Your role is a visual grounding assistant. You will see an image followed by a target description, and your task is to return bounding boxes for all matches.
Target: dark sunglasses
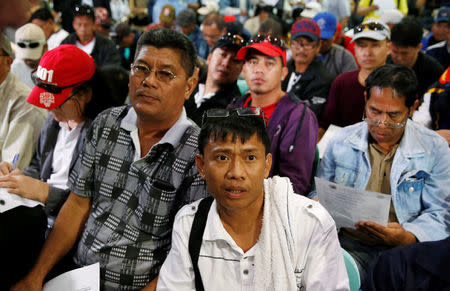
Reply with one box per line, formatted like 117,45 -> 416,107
354,22 -> 387,34
248,34 -> 287,50
219,32 -> 245,46
202,107 -> 266,127
31,70 -> 85,94
17,41 -> 44,49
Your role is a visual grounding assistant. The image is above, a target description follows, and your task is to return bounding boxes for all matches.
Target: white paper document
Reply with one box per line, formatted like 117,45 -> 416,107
317,124 -> 342,159
315,177 -> 391,228
43,263 -> 100,291
0,187 -> 43,213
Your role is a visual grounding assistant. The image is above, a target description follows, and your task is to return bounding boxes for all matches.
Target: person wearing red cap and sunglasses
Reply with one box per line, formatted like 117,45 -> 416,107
228,35 -> 318,196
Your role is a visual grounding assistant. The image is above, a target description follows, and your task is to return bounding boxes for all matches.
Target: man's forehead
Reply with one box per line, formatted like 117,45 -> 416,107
355,38 -> 386,45
368,87 -> 407,104
135,45 -> 182,66
214,46 -> 239,55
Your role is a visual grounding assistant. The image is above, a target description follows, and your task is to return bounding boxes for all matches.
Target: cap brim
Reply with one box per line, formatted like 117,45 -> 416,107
352,30 -> 388,42
237,42 -> 286,65
27,85 -> 74,110
291,31 -> 319,42
320,30 -> 335,39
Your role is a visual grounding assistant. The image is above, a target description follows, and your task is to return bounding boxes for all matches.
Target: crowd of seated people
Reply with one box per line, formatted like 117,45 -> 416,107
0,0 -> 449,290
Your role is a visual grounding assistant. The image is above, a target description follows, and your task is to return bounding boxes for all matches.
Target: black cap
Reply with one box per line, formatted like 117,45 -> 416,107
212,32 -> 246,51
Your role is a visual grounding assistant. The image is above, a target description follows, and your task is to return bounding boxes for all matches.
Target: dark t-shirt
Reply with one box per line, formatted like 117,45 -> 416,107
427,41 -> 450,70
387,52 -> 444,98
319,70 -> 365,129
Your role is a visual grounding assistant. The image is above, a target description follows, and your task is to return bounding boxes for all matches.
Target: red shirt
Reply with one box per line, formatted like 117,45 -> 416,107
243,95 -> 278,123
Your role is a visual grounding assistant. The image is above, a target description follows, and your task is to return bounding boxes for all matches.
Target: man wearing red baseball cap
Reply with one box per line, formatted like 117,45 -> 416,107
228,35 -> 318,196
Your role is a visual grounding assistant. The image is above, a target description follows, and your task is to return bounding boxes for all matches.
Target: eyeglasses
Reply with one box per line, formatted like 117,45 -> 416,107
362,114 -> 408,129
131,63 -> 181,83
290,39 -> 317,50
31,70 -> 85,94
248,34 -> 287,50
219,32 -> 245,46
16,40 -> 44,49
354,22 -> 388,34
202,107 -> 266,127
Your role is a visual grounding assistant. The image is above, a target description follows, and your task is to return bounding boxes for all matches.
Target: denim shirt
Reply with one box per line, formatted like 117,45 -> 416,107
312,120 -> 450,242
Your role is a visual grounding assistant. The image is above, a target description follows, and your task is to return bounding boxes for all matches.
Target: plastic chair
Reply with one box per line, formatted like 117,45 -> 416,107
237,79 -> 249,95
342,248 -> 361,291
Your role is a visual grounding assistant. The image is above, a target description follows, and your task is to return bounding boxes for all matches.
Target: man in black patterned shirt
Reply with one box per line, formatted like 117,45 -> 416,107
12,28 -> 208,291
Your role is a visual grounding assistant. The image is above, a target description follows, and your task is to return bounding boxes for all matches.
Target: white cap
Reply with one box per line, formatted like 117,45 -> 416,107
352,19 -> 390,42
379,9 -> 404,25
300,2 -> 322,19
14,23 -> 46,60
198,1 -> 219,16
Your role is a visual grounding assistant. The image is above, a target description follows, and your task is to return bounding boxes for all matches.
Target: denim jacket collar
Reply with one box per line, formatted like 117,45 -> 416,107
345,120 -> 428,158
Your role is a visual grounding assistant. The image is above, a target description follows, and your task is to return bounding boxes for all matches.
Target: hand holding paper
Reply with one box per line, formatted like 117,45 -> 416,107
356,221 -> 417,246
315,177 -> 392,229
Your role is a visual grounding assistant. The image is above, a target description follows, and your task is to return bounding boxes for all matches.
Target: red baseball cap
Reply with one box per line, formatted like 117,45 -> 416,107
27,45 -> 95,110
236,38 -> 287,66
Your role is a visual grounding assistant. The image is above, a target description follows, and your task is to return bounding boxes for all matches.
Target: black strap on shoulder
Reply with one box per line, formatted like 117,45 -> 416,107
188,196 -> 214,291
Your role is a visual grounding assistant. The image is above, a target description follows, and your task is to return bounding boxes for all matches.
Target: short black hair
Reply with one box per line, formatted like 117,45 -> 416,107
365,64 -> 418,107
73,4 -> 95,22
30,7 -> 54,22
391,17 -> 423,47
198,111 -> 271,155
259,18 -> 283,38
135,28 -> 197,77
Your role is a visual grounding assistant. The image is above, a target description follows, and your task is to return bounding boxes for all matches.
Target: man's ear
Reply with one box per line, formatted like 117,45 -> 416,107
409,99 -> 420,117
281,66 -> 288,81
185,67 -> 199,100
264,153 -> 272,178
195,154 -> 206,179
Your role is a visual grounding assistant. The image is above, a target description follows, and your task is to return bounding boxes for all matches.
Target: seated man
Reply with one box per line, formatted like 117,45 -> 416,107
319,20 -> 390,138
157,109 -> 349,290
177,8 -> 208,62
312,12 -> 358,79
0,33 -> 46,170
62,4 -> 121,67
281,18 -> 334,118
228,35 -> 318,196
387,18 -> 444,98
185,32 -> 244,126
30,7 -> 69,50
11,23 -> 47,89
312,64 -> 450,286
12,28 -> 208,290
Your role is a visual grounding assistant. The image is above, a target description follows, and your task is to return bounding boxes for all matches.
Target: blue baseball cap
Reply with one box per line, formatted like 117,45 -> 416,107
435,6 -> 450,23
313,12 -> 337,39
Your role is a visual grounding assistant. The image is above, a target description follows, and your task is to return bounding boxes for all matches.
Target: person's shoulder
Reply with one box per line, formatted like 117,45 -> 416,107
173,198 -> 207,227
92,105 -> 130,127
419,51 -> 445,71
426,40 -> 447,52
334,69 -> 359,82
329,122 -> 365,145
409,120 -> 448,147
95,32 -> 116,46
290,195 -> 336,231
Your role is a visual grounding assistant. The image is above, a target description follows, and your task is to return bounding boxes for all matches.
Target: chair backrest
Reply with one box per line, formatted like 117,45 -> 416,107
342,248 -> 361,291
237,79 -> 249,95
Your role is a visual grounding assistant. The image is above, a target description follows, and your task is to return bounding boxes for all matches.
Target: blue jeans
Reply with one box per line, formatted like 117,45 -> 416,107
339,233 -> 390,288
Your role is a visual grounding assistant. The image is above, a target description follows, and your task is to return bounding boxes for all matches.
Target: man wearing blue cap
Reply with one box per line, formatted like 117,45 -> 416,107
426,7 -> 450,68
313,12 -> 357,79
422,6 -> 450,50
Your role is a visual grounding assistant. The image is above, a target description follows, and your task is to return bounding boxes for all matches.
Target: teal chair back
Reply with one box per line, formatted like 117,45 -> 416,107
237,79 -> 249,95
342,248 -> 361,291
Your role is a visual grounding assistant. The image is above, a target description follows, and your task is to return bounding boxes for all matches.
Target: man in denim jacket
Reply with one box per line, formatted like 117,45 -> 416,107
312,64 -> 450,286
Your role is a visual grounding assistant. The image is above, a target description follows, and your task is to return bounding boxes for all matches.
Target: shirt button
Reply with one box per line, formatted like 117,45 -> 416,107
0,199 -> 4,205
243,256 -> 247,260
408,187 -> 414,192
307,204 -> 313,209
191,206 -> 196,211
243,269 -> 249,275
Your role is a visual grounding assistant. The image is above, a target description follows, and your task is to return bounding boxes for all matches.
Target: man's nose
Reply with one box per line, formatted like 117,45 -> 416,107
226,158 -> 245,180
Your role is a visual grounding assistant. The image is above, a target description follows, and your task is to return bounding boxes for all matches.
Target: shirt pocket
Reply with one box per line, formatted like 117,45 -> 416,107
138,176 -> 177,237
397,170 -> 429,215
334,162 -> 359,187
